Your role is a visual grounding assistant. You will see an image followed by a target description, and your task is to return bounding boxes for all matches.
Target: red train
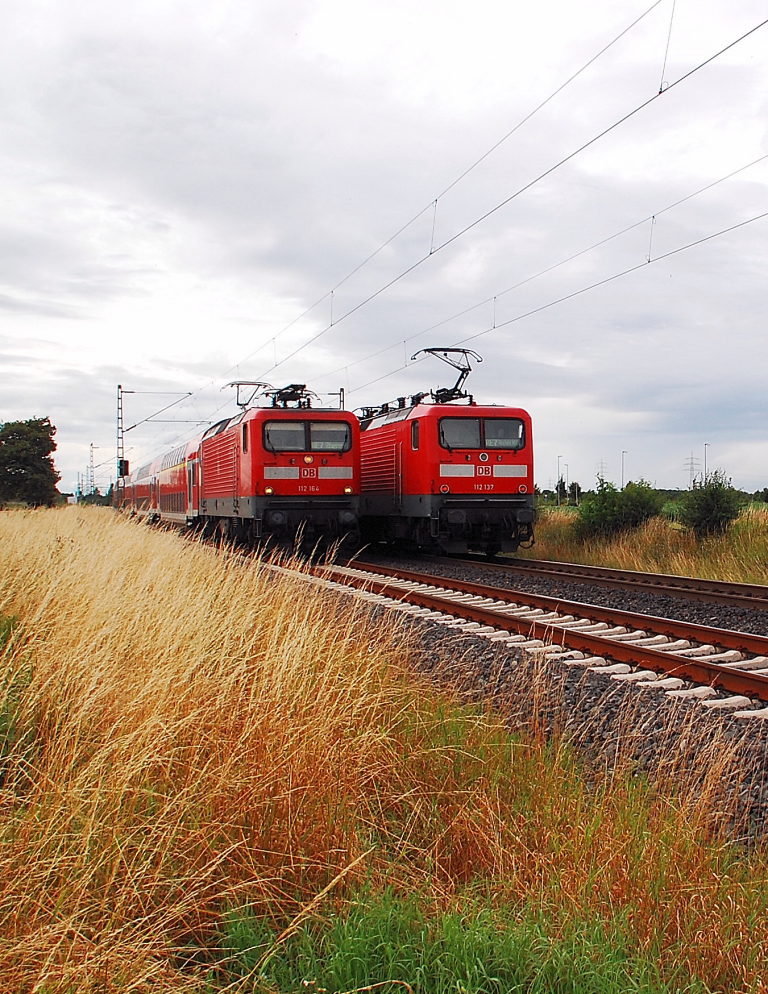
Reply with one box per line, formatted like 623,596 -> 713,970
116,353 -> 535,556
116,383 -> 360,547
358,349 -> 535,554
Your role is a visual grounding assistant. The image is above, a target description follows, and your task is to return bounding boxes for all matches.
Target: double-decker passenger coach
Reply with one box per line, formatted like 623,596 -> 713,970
359,349 -> 534,555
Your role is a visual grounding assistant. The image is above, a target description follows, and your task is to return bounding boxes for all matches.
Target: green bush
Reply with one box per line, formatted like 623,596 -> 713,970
576,479 -> 663,538
679,471 -> 743,538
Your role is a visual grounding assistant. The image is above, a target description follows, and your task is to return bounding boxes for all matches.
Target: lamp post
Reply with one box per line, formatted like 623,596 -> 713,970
557,454 -> 563,506
565,463 -> 569,503
704,443 -> 709,483
621,450 -> 627,490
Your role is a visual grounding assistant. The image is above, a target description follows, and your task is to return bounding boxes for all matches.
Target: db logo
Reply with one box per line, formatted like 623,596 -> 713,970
477,465 -> 492,476
301,468 -> 317,478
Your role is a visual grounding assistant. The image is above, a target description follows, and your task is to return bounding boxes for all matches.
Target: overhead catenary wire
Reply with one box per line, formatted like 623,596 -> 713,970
458,210 -> 768,346
658,0 -> 677,93
250,13 -> 768,383
123,12 -> 768,468
348,207 -> 768,396
429,0 -> 666,204
313,149 -> 768,386
124,393 -> 193,433
183,0 -> 668,395
121,4 -> 668,467
129,143 -> 768,469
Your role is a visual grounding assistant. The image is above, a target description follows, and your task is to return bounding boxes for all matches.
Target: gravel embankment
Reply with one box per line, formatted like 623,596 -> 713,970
397,613 -> 768,840
350,556 -> 768,837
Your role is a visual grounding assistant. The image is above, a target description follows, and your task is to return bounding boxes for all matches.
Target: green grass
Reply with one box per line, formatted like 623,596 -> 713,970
0,613 -> 25,764
220,891 -> 709,993
0,613 -> 17,653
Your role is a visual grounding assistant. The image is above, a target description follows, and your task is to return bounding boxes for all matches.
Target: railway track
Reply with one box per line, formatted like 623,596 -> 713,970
323,560 -> 768,715
446,555 -> 768,611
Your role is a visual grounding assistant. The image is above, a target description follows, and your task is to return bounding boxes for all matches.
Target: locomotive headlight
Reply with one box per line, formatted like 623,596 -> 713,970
304,455 -> 314,464
479,452 -> 489,462
440,484 -> 450,494
344,486 -> 353,494
264,486 -> 274,495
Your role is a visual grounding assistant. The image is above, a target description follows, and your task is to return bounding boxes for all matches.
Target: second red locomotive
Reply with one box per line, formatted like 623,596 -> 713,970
358,350 -> 535,555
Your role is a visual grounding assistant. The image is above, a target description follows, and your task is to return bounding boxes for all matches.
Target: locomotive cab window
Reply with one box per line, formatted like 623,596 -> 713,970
411,419 -> 420,450
309,422 -> 351,452
484,418 -> 525,449
439,417 -> 525,450
439,418 -> 481,450
264,421 -> 305,451
242,424 -> 248,453
264,420 -> 351,452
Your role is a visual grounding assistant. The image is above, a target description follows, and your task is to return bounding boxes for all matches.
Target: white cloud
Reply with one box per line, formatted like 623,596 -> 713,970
1,0 -> 767,491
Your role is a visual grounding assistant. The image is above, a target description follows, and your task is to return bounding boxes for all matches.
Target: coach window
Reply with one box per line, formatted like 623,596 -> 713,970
309,422 -> 351,452
484,418 -> 525,450
439,417 -> 481,450
264,421 -> 305,451
411,420 -> 419,450
242,424 -> 248,453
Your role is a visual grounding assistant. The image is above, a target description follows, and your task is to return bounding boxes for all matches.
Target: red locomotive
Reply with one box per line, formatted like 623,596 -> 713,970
117,383 -> 360,547
359,350 -> 534,555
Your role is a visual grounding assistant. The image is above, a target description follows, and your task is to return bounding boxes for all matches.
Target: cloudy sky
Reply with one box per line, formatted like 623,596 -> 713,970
2,0 -> 767,494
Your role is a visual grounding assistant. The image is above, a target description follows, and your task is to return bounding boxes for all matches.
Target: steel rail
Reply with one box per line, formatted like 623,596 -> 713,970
349,561 -> 768,655
444,554 -> 768,611
329,561 -> 768,702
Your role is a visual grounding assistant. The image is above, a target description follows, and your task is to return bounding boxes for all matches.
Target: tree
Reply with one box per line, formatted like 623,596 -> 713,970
568,480 -> 581,505
679,470 -> 742,538
0,418 -> 60,507
79,485 -> 113,507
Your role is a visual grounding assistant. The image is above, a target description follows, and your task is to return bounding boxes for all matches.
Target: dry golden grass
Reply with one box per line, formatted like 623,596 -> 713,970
0,508 -> 418,989
1,507 -> 768,991
524,505 -> 768,584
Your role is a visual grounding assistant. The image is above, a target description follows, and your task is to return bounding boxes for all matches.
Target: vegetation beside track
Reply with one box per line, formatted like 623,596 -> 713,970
3,508 -> 768,991
522,505 -> 768,585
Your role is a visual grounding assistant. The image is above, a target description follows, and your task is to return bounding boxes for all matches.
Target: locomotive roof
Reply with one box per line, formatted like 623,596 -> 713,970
201,405 -> 353,440
360,400 -> 525,431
